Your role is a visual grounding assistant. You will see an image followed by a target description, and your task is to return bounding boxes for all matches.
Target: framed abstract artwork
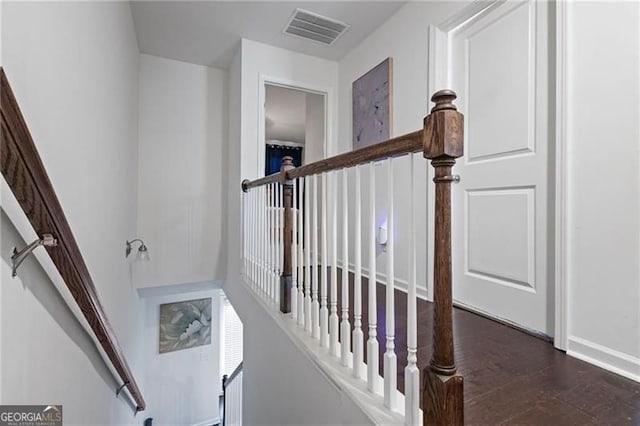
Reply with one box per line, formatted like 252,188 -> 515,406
159,297 -> 212,354
352,58 -> 393,149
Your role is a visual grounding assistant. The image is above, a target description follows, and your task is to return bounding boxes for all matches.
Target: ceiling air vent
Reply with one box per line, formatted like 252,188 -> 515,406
283,9 -> 350,45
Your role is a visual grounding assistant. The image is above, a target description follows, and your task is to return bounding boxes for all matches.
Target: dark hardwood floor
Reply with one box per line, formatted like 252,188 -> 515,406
317,269 -> 640,424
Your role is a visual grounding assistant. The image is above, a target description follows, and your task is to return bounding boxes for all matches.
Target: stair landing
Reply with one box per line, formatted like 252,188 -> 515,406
331,270 -> 640,424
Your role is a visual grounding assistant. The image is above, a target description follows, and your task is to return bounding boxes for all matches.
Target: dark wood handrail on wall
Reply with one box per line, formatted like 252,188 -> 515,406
241,90 -> 465,425
0,68 -> 146,411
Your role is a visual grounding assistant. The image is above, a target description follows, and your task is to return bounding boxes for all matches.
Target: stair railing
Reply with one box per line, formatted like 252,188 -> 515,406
240,90 -> 464,425
0,68 -> 146,411
222,361 -> 244,426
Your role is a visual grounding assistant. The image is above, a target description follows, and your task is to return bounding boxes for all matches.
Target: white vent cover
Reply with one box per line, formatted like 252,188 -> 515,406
284,9 -> 350,45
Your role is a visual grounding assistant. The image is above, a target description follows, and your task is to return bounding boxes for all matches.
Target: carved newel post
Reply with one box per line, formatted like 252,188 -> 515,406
280,156 -> 295,313
423,90 -> 464,425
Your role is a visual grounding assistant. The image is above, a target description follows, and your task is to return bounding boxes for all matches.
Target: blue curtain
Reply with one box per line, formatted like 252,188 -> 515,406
265,144 -> 303,175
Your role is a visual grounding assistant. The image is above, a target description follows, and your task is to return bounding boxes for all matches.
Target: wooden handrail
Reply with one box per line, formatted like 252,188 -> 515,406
0,68 -> 146,412
239,89 -> 465,425
241,129 -> 422,191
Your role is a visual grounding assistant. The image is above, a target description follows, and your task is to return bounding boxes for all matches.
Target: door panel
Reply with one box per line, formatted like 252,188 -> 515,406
466,2 -> 533,162
449,0 -> 551,334
466,187 -> 535,290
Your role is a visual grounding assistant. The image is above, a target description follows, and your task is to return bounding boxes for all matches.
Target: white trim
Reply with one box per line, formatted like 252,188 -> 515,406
191,417 -> 220,426
438,0 -> 504,33
337,260 -> 429,301
266,139 -> 304,148
431,0 -> 568,345
553,0 -> 569,351
568,336 -> 640,383
455,300 -> 551,340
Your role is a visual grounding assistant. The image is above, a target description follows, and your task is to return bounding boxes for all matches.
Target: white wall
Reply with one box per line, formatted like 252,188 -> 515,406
305,93 -> 325,164
265,84 -> 307,144
225,38 -> 338,305
226,279 -> 375,426
225,47 -> 242,308
1,1 -> 144,423
337,2 -> 468,298
223,38 -> 380,425
565,1 -> 640,379
338,0 -> 640,382
140,285 -> 222,426
240,38 -> 339,181
136,54 -> 228,289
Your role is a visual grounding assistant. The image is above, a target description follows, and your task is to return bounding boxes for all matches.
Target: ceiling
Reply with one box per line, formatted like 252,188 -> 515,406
130,1 -> 406,68
265,85 -> 310,144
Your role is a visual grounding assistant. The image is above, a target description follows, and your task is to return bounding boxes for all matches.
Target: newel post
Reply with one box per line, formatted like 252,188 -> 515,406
422,90 -> 464,425
280,156 -> 295,313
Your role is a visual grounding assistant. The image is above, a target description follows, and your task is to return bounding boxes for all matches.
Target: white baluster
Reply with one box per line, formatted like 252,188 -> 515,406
298,178 -> 305,327
291,178 -> 298,321
246,190 -> 250,283
258,188 -> 263,293
279,182 -> 284,305
246,192 -> 250,280
254,189 -> 258,286
265,185 -> 269,297
242,192 -> 246,277
367,161 -> 379,393
262,186 -> 267,295
249,191 -> 253,286
253,190 -> 257,284
353,165 -> 364,379
276,181 -> 282,306
254,190 -> 258,285
266,184 -> 271,299
341,168 -> 351,367
251,189 -> 256,286
264,185 -> 269,298
312,174 -> 320,339
277,182 -> 282,305
267,184 -> 272,300
271,183 -> 276,302
249,190 -> 254,285
405,154 -> 419,425
255,190 -> 259,287
273,183 -> 282,305
384,158 -> 397,410
242,192 -> 247,279
330,171 -> 339,357
320,172 -> 329,347
304,176 -> 312,333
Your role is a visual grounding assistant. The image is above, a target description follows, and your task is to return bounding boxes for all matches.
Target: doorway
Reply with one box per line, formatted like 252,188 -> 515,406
442,0 -> 555,337
263,83 -> 326,174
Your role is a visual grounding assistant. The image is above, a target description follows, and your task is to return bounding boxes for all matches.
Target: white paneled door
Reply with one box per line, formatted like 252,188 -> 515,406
448,0 -> 552,335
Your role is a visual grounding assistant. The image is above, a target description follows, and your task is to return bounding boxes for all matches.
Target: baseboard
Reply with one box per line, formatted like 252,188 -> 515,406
191,417 -> 220,426
336,261 -> 430,301
454,300 -> 553,342
567,336 -> 640,382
